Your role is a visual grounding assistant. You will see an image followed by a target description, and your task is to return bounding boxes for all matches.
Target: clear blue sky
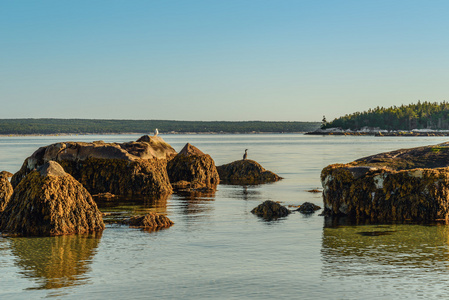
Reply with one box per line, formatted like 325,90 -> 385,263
1,0 -> 448,122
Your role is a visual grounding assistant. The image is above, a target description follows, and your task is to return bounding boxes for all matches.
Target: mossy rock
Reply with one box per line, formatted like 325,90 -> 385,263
251,200 -> 290,220
11,136 -> 176,197
0,175 -> 13,212
1,161 -> 104,236
167,143 -> 219,190
321,142 -> 449,222
217,159 -> 282,185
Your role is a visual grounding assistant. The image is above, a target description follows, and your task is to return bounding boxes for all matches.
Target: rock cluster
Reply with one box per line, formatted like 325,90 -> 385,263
251,200 -> 290,220
217,160 -> 282,185
1,161 -> 104,236
11,136 -> 176,197
321,142 -> 449,222
167,143 -> 219,190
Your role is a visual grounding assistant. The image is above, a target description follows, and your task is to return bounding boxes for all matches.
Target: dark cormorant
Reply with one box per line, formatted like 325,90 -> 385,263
243,149 -> 248,160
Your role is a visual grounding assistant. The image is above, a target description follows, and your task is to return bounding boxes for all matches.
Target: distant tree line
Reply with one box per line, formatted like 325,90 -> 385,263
0,119 -> 320,135
323,101 -> 449,130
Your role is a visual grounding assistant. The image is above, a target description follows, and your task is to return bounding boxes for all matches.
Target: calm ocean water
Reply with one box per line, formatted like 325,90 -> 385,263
1,134 -> 449,299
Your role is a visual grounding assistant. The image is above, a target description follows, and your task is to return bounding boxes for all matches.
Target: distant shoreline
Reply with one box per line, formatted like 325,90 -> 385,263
306,128 -> 449,136
0,131 -> 310,137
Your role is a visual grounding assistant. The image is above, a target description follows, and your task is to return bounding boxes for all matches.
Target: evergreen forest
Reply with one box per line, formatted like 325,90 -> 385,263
323,101 -> 449,130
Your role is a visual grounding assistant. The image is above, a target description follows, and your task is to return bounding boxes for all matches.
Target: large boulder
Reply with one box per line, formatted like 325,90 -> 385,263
11,136 -> 177,197
321,142 -> 449,222
251,200 -> 291,220
1,161 -> 104,236
0,172 -> 13,212
167,143 -> 219,190
217,159 -> 282,185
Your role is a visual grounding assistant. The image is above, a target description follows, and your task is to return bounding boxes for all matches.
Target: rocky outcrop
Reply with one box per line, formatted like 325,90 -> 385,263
126,212 -> 174,230
251,200 -> 290,220
217,159 -> 282,185
11,136 -> 177,197
1,161 -> 104,236
0,172 -> 13,212
167,143 -> 219,190
321,142 -> 449,222
297,202 -> 321,214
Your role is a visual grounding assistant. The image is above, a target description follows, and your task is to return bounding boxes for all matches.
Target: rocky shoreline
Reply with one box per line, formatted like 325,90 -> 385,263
307,128 -> 449,136
0,135 -> 283,236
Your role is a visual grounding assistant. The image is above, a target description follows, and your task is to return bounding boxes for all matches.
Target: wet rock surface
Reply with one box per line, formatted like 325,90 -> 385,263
217,159 -> 282,185
11,136 -> 176,197
167,143 -> 219,191
321,142 -> 449,222
251,200 -> 290,220
126,212 -> 174,230
0,172 -> 13,212
1,161 -> 104,236
297,202 -> 321,214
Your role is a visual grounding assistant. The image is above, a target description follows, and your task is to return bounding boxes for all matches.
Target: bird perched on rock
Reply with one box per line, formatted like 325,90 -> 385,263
243,149 -> 248,160
154,128 -> 159,136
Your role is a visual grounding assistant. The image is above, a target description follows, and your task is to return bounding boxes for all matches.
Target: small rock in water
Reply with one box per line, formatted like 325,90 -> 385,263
297,202 -> 321,214
251,200 -> 290,220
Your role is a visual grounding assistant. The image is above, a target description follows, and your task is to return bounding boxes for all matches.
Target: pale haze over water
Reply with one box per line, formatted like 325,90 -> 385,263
2,134 -> 449,299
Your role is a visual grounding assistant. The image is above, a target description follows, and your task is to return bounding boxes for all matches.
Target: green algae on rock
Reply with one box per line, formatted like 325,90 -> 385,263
1,161 -> 104,236
217,159 -> 282,185
167,143 -> 219,191
321,142 -> 449,222
11,136 -> 176,197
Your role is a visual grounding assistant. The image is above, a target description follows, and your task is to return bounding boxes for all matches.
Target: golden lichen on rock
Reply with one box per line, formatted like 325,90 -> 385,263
321,142 -> 449,222
217,159 -> 282,185
1,161 -> 104,236
0,171 -> 13,212
10,136 -> 176,197
166,143 -> 219,191
127,212 -> 174,230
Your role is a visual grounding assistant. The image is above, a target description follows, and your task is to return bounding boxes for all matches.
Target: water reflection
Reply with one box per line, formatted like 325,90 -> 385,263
9,232 -> 102,290
321,218 -> 449,278
97,194 -> 170,224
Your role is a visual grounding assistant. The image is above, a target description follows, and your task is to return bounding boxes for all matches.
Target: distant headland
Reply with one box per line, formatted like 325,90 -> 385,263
308,101 -> 449,136
0,119 -> 320,135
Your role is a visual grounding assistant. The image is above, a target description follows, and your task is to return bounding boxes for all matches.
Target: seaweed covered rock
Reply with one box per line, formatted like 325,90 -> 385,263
297,202 -> 321,214
126,212 -> 174,230
0,172 -> 13,212
0,161 -> 104,236
321,142 -> 449,222
11,136 -> 177,197
251,200 -> 290,220
167,143 -> 219,190
217,159 -> 282,185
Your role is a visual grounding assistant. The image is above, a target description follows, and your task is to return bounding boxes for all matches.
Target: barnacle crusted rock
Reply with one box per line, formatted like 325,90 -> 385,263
321,142 -> 449,222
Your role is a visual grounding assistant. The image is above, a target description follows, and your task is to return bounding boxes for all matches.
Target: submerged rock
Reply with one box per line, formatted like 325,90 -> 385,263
126,212 -> 174,230
251,200 -> 290,220
167,143 -> 219,190
11,136 -> 177,197
321,142 -> 449,222
297,202 -> 321,214
1,161 -> 104,236
217,159 -> 282,185
0,172 -> 13,212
